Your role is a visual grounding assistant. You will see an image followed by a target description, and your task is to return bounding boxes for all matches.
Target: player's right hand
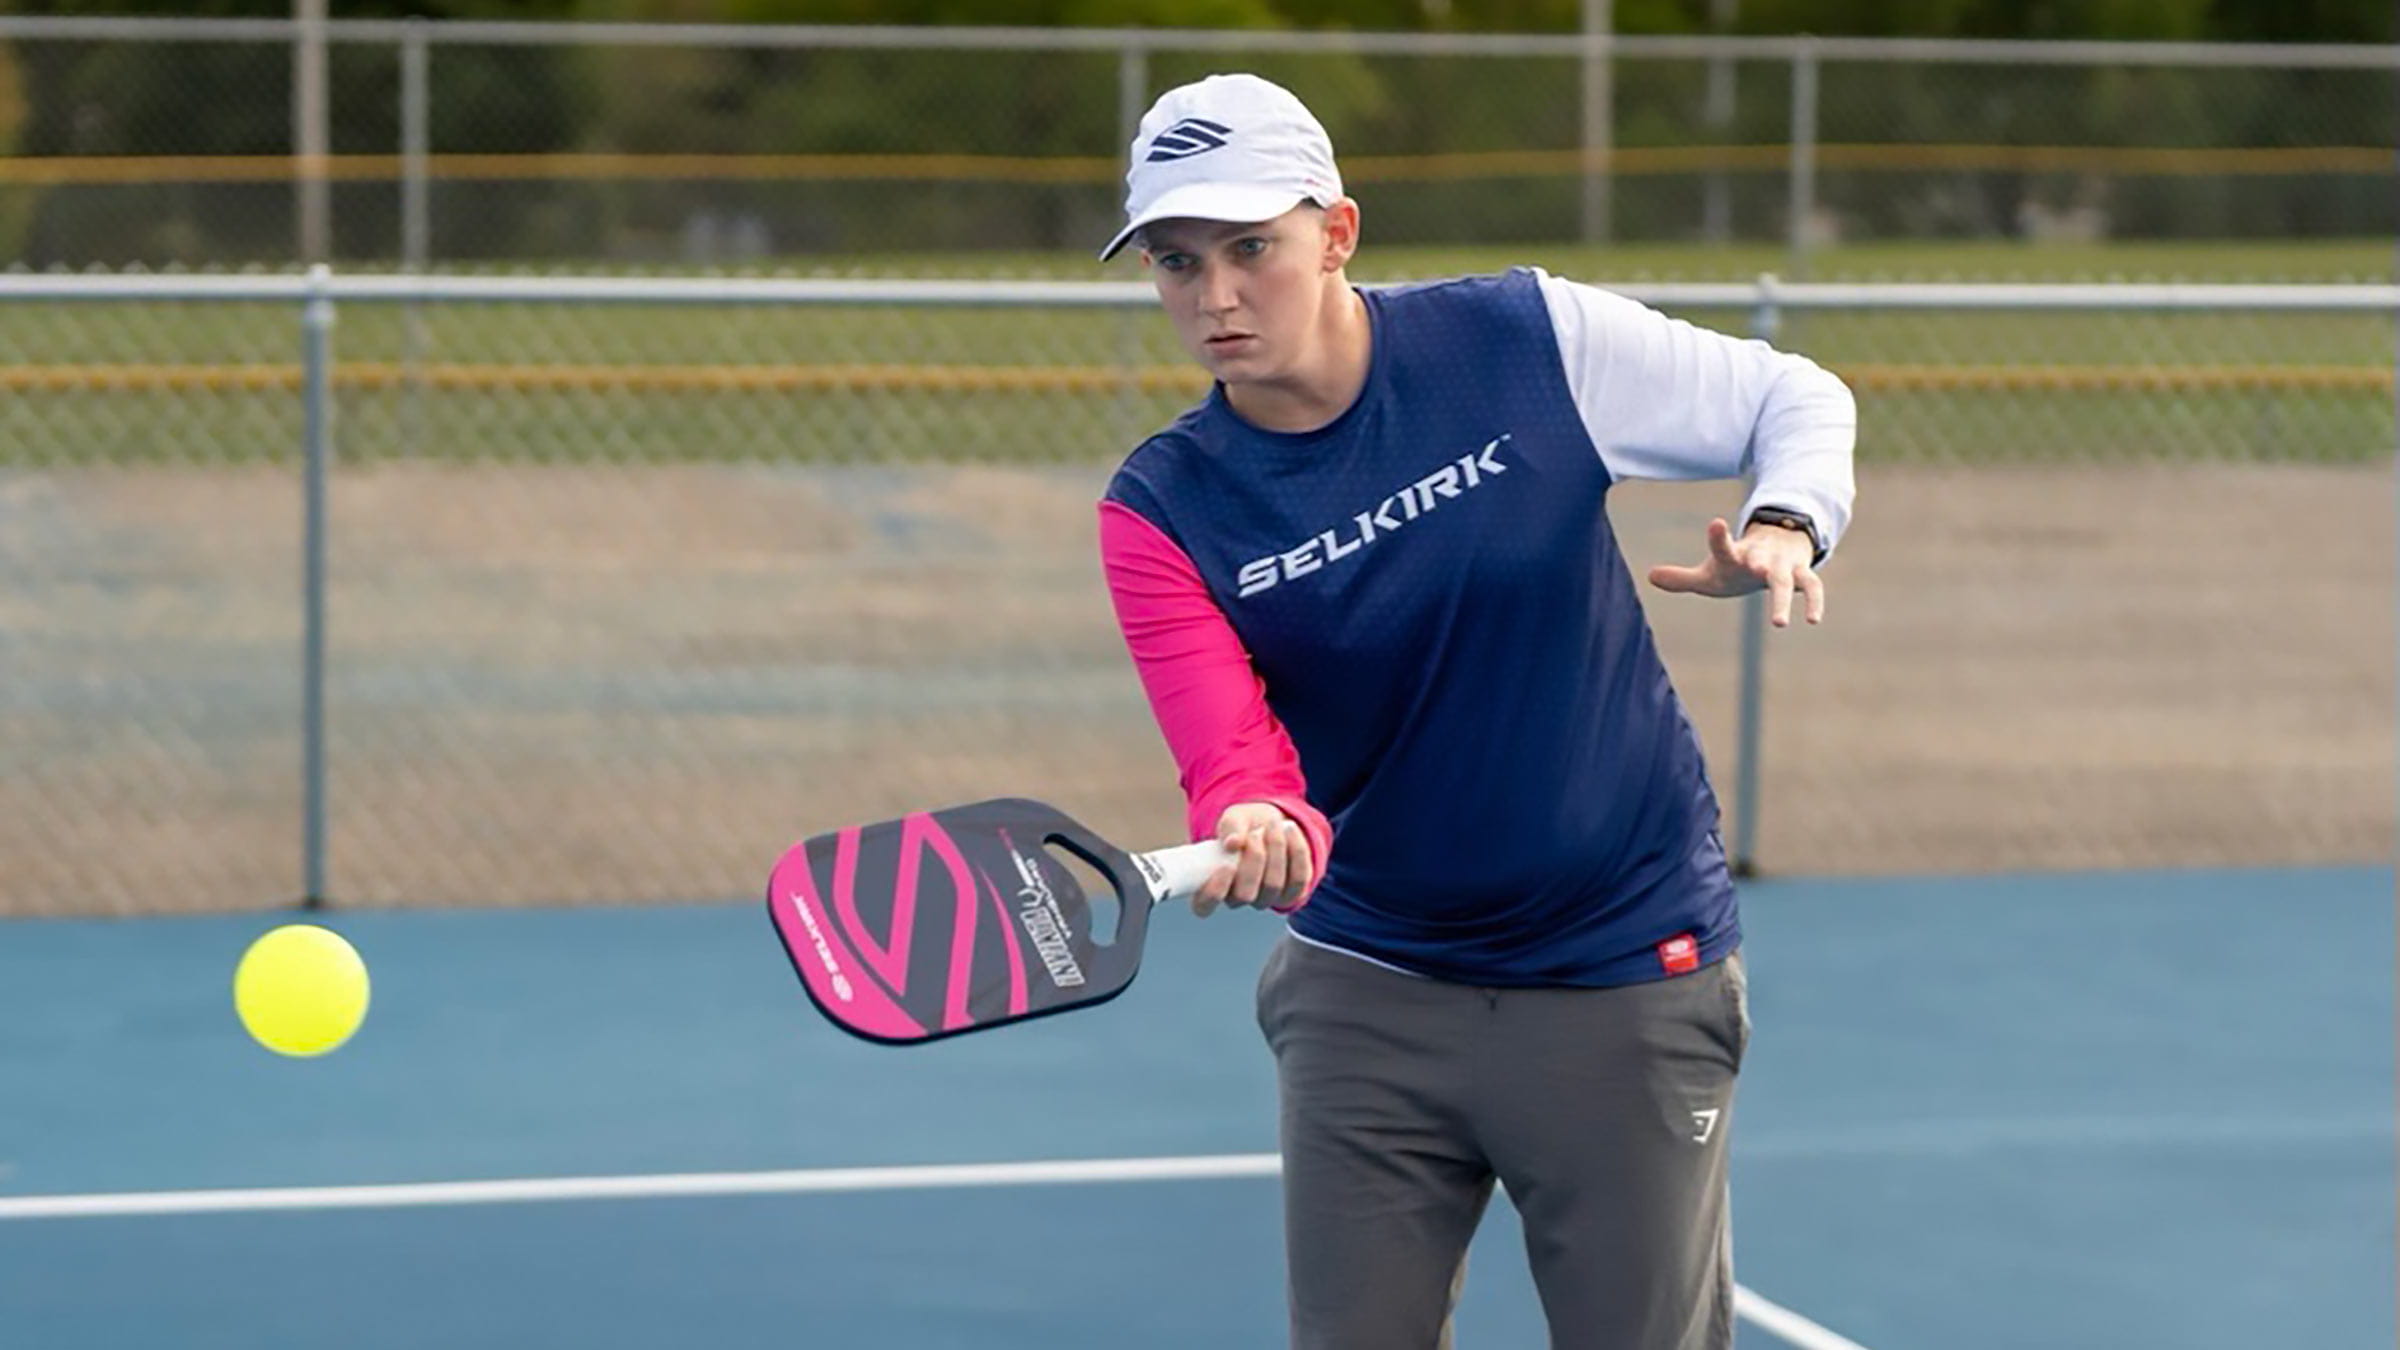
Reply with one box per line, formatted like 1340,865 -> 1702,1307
1195,803 -> 1312,918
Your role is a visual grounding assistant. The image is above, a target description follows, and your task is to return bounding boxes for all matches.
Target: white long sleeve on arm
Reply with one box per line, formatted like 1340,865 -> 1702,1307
1535,267 -> 1856,558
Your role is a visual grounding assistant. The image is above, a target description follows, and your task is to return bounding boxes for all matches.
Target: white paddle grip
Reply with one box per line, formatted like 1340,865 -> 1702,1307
1135,841 -> 1235,904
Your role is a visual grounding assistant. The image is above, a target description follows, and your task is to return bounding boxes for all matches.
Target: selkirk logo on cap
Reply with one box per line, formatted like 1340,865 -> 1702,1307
1099,73 -> 1345,262
1146,118 -> 1233,162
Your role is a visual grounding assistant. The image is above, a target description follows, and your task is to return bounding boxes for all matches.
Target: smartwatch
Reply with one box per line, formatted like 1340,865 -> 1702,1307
1745,505 -> 1825,564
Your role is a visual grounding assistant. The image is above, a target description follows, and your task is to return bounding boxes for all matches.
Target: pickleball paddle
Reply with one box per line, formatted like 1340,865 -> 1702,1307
766,798 -> 1229,1044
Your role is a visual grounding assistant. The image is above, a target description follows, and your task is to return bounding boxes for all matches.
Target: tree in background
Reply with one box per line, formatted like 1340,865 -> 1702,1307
1727,0 -> 2393,240
0,0 -> 2386,261
3,0 -> 589,264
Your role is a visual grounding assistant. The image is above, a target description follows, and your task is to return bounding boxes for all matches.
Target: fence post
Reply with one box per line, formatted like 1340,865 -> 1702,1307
1729,272 -> 1780,878
294,0 -> 331,263
1116,39 -> 1147,159
402,20 -> 430,270
401,20 -> 430,459
1580,0 -> 1614,244
1113,40 -> 1151,434
1701,0 -> 1737,244
1785,36 -> 1819,280
300,265 -> 337,909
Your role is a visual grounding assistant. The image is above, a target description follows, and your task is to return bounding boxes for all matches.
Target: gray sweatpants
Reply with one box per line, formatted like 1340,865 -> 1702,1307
1255,935 -> 1750,1350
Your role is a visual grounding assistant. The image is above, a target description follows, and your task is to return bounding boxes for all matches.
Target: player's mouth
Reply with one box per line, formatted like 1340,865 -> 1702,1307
1205,331 -> 1257,351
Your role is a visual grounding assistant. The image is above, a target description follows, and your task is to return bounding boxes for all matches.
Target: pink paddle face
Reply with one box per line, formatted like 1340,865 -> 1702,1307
765,798 -> 1155,1044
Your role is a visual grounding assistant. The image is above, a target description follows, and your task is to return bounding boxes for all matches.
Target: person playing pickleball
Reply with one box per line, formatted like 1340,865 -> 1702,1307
1095,73 -> 1857,1350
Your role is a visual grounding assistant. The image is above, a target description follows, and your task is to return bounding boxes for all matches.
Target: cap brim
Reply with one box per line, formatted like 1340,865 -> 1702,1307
1097,183 -> 1314,262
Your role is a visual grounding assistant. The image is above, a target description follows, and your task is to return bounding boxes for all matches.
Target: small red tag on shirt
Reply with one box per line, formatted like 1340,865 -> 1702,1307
1657,933 -> 1701,975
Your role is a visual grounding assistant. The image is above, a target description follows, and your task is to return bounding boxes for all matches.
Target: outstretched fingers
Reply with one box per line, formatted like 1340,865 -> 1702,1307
1706,516 -> 1741,565
1648,518 -> 1745,596
1766,556 -> 1796,627
1646,560 -> 1707,593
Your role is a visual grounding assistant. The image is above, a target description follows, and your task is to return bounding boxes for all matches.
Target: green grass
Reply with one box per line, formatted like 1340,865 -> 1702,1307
1,238 -> 2391,469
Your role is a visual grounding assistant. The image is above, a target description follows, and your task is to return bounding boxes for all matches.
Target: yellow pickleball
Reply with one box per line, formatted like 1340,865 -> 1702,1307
233,924 -> 371,1057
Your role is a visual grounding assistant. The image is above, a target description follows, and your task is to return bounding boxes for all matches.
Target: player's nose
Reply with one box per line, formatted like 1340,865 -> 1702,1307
1197,269 -> 1240,315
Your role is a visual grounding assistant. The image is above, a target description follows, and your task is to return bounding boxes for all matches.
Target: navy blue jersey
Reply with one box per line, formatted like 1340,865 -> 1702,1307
1100,267 -> 1854,987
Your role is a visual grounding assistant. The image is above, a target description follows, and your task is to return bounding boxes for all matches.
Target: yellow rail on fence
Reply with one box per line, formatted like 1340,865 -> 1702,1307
0,363 -> 1203,394
1837,364 -> 2395,394
0,363 -> 2390,395
0,144 -> 2388,186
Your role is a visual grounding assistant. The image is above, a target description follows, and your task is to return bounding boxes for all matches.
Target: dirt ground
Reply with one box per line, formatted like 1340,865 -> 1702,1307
3,459 -> 2390,917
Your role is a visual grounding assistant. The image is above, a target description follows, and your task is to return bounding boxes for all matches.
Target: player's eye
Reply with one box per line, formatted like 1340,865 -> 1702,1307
1155,251 -> 1193,273
1234,236 -> 1269,258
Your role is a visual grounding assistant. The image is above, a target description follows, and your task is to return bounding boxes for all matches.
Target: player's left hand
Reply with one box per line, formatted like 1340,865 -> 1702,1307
1647,516 -> 1825,628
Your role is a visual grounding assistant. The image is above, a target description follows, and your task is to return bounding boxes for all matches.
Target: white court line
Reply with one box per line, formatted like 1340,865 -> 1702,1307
1736,1286 -> 1879,1350
0,1153 -> 1282,1219
0,1152 -> 1874,1350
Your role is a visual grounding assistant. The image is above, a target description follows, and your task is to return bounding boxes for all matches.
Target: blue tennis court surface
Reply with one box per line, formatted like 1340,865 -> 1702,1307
3,866 -> 2389,1348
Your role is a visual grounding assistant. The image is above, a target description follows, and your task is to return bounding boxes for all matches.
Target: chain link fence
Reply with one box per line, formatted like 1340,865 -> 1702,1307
0,273 -> 2389,917
0,22 -> 2393,267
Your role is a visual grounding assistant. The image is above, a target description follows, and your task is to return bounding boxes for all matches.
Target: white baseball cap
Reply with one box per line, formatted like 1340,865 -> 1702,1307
1098,73 -> 1345,262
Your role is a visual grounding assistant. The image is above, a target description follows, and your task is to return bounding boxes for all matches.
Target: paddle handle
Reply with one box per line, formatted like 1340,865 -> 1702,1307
1133,841 -> 1236,904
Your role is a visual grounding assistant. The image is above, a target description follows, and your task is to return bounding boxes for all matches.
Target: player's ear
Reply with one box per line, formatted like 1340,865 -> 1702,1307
1320,198 -> 1360,271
